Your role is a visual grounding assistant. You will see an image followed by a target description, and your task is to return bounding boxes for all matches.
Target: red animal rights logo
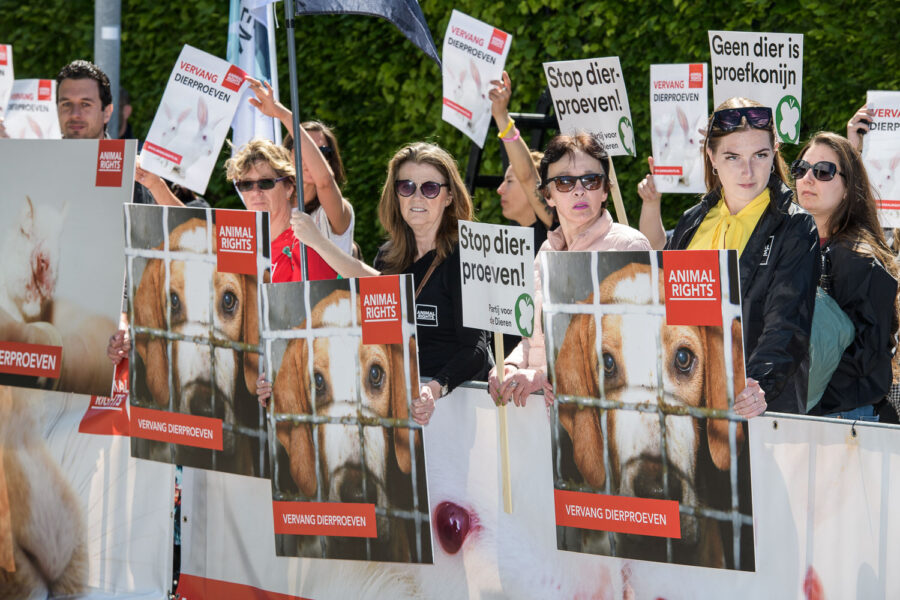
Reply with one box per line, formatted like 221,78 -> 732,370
488,28 -> 508,54
37,79 -> 52,101
688,63 -> 704,89
359,275 -> 403,345
216,209 -> 257,275
95,139 -> 126,187
662,250 -> 722,327
222,64 -> 247,93
0,46 -> 8,65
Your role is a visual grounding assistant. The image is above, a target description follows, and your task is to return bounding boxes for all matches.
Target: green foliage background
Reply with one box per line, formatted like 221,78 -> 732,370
2,1 -> 898,260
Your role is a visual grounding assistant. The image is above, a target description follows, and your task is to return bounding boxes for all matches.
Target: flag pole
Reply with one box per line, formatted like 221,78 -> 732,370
283,0 -> 308,280
267,1 -> 282,146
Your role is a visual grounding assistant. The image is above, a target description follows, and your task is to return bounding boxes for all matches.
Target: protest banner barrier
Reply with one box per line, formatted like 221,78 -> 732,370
441,10 -> 511,148
0,45 -> 12,121
141,44 -> 249,195
708,30 -> 803,143
125,204 -> 270,478
0,139 -> 134,397
860,90 -> 900,225
259,275 -> 432,564
650,63 -> 708,194
3,79 -> 61,139
0,385 -> 173,597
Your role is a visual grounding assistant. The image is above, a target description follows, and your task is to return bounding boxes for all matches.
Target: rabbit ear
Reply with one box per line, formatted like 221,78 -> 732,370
196,98 -> 208,127
164,103 -> 173,119
177,107 -> 191,124
469,59 -> 482,87
890,155 -> 900,170
21,196 -> 35,235
27,116 -> 43,138
676,106 -> 689,133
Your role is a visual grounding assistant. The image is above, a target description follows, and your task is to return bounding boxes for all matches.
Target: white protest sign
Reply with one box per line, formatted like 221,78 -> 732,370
0,45 -> 13,120
458,221 -> 535,337
141,44 -> 249,195
3,79 -> 61,139
708,31 -> 803,144
650,63 -> 707,194
441,10 -> 511,148
861,90 -> 900,226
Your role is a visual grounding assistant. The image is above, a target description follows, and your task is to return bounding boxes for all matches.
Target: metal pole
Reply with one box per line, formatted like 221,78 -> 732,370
283,0 -> 308,280
267,2 -> 282,146
94,0 -> 121,138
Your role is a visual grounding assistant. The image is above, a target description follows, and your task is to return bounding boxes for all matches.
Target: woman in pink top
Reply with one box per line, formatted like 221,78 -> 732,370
488,133 -> 651,406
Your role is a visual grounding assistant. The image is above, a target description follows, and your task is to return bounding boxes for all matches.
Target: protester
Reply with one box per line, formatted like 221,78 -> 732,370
488,133 -> 652,407
846,104 -> 876,152
118,86 -> 134,139
270,141 -> 491,425
638,98 -> 820,416
794,131 -> 899,421
55,60 -> 113,139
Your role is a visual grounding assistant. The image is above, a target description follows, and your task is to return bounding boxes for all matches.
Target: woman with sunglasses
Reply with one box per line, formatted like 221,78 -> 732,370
638,98 -> 819,416
793,132 -> 899,421
282,142 -> 490,425
488,133 -> 651,407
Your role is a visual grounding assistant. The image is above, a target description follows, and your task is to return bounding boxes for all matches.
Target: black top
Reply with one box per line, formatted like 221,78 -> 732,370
375,244 -> 491,391
666,180 -> 820,414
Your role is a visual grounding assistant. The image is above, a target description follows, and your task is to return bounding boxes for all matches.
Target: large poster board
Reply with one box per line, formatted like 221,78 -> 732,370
861,90 -> 900,226
125,204 -> 270,478
0,139 -> 134,396
541,250 -> 754,570
261,276 -> 432,563
3,79 -> 61,139
0,45 -> 12,121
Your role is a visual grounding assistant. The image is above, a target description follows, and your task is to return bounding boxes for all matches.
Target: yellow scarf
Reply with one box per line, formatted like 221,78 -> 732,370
687,188 -> 770,256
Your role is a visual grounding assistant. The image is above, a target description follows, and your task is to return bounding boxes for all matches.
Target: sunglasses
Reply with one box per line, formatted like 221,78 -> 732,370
318,145 -> 334,157
543,173 -> 606,193
395,179 -> 449,199
711,107 -> 773,132
234,176 -> 289,192
790,159 -> 844,182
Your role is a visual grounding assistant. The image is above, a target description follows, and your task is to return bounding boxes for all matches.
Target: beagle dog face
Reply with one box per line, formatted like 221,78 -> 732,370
133,218 -> 259,448
556,263 -> 744,551
273,290 -> 419,510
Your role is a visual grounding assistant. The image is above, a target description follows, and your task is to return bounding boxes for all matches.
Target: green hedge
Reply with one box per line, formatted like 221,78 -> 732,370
3,1 -> 898,260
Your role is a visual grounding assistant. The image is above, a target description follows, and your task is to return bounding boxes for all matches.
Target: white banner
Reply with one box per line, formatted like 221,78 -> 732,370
3,78 -> 61,139
708,30 -> 803,144
441,10 -> 511,148
0,44 -> 13,121
458,220 -> 535,337
543,56 -> 635,157
141,44 -> 249,195
861,90 -> 900,226
650,63 -> 708,193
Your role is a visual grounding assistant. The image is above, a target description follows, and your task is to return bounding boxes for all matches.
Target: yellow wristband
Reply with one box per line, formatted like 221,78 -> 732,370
497,118 -> 515,139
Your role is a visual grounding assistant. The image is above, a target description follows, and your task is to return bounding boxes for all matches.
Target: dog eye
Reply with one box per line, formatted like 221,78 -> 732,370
602,352 -> 617,378
314,371 -> 326,393
368,364 -> 385,388
222,291 -> 238,314
674,347 -> 696,373
169,291 -> 181,314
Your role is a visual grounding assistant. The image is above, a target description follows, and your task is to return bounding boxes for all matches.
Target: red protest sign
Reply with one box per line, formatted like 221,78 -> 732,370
0,341 -> 62,378
130,405 -> 223,450
216,209 -> 257,275
663,250 -> 723,326
554,489 -> 681,539
95,139 -> 126,187
359,275 -> 403,345
272,501 -> 377,538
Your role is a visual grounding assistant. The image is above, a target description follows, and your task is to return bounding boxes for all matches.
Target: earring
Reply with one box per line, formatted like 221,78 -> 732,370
771,163 -> 775,173
712,167 -> 718,176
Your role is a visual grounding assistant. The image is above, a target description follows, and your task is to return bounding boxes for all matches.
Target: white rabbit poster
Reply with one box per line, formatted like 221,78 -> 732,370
0,139 -> 135,397
0,44 -> 13,121
141,44 -> 249,195
708,31 -> 803,144
861,90 -> 900,226
441,10 -> 511,148
3,78 -> 61,139
650,64 -> 708,194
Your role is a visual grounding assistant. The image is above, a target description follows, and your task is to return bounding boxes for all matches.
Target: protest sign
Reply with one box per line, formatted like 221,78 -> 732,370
0,140 -> 133,396
860,90 -> 900,225
141,44 -> 248,195
0,45 -> 13,121
260,276 -> 432,563
708,31 -> 803,143
125,204 -> 270,478
3,78 -> 61,139
650,63 -> 708,193
543,57 -> 635,157
441,10 -> 511,148
541,249 -> 752,569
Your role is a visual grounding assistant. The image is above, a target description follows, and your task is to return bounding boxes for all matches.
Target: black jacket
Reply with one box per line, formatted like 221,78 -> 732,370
810,241 -> 898,414
666,180 -> 820,413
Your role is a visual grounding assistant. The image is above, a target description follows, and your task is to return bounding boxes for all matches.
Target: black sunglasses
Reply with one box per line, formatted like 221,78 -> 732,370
395,179 -> 449,199
543,173 -> 606,193
234,176 -> 289,192
790,159 -> 844,182
318,145 -> 334,157
711,107 -> 773,132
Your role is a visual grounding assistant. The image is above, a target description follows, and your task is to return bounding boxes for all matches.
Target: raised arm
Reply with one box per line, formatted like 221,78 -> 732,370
135,157 -> 184,207
846,103 -> 875,153
637,157 -> 668,250
291,210 -> 377,278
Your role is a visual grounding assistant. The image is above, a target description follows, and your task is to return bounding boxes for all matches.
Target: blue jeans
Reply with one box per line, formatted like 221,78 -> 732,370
832,404 -> 879,422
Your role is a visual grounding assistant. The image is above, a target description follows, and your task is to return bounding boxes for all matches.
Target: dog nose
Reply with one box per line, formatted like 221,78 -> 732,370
187,384 -> 219,418
338,466 -> 378,505
633,458 -> 683,501
434,501 -> 472,554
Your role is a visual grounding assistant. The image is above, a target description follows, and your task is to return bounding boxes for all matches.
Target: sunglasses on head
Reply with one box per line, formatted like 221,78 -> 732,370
543,173 -> 606,193
711,106 -> 773,132
395,179 -> 449,199
790,159 -> 844,182
234,176 -> 289,192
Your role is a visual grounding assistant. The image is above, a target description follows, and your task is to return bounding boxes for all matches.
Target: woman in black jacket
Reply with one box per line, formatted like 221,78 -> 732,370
639,98 -> 820,415
793,131 -> 899,420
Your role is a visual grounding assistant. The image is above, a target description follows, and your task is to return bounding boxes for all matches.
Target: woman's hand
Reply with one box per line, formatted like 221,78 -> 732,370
290,209 -> 325,247
413,381 -> 438,425
257,373 -> 272,407
135,156 -> 163,189
733,377 -> 766,418
846,104 -> 875,152
246,77 -> 282,119
637,157 -> 662,206
107,329 -> 131,364
489,70 -> 513,125
489,364 -> 545,407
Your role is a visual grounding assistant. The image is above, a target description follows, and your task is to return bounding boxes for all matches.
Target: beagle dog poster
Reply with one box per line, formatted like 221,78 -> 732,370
125,204 -> 270,479
261,276 -> 433,564
542,250 -> 754,570
0,139 -> 135,397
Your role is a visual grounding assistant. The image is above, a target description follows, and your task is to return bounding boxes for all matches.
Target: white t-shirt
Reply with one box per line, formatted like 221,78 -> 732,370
310,201 -> 354,255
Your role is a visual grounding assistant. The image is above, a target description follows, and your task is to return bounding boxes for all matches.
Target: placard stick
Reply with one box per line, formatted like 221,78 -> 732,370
607,158 -> 629,226
494,334 -> 514,514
